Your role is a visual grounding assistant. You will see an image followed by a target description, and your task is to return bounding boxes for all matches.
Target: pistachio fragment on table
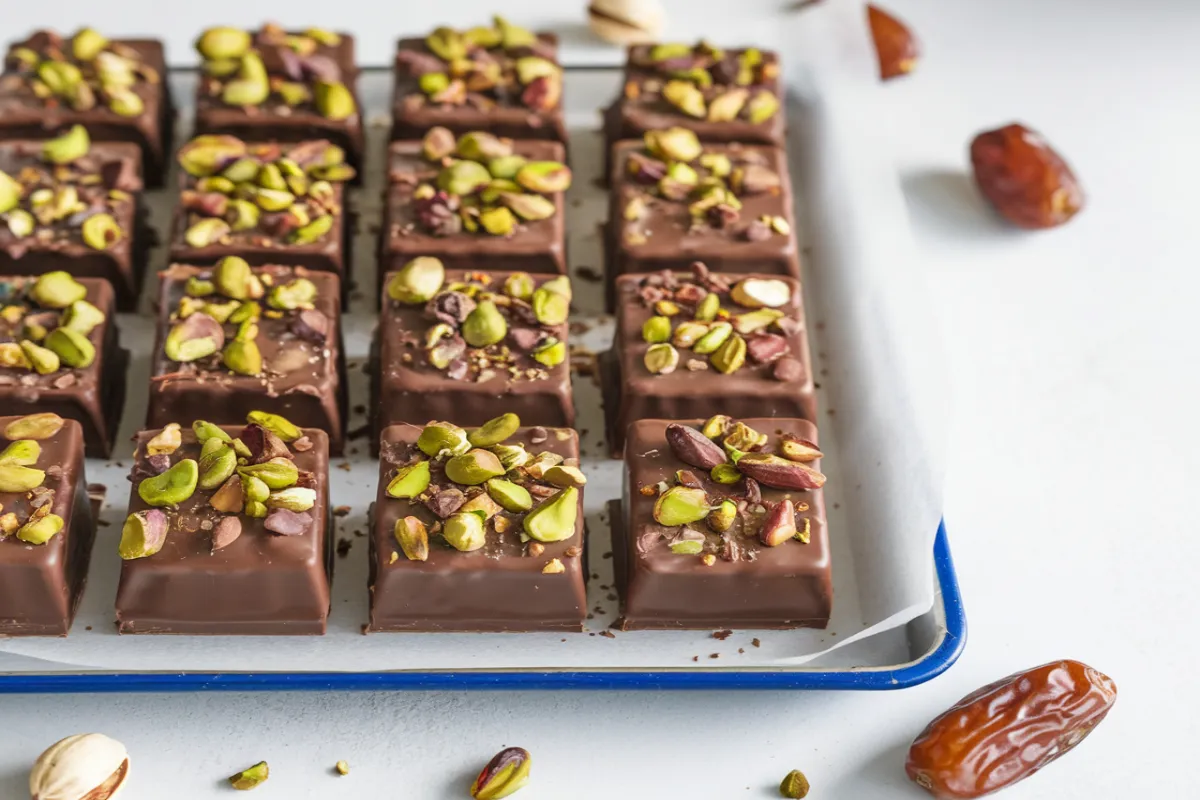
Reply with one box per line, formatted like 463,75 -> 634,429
3,413 -> 64,441
417,421 -> 470,458
468,413 -> 520,448
653,485 -> 711,527
119,508 -> 169,559
394,516 -> 430,561
471,745 -> 532,800
779,769 -> 811,799
31,271 -> 88,309
523,486 -> 578,543
386,460 -> 431,499
443,511 -> 487,552
644,342 -> 679,375
229,761 -> 270,791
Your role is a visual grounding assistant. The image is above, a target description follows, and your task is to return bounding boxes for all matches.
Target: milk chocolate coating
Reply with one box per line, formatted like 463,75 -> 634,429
380,140 -> 567,284
0,140 -> 148,310
0,418 -> 95,636
390,34 -> 567,143
0,36 -> 175,186
368,425 -> 586,632
607,140 -> 800,303
115,425 -> 333,635
602,271 -> 816,455
146,265 -> 346,454
614,418 -> 831,630
372,269 -> 575,446
193,31 -> 365,170
0,277 -> 127,457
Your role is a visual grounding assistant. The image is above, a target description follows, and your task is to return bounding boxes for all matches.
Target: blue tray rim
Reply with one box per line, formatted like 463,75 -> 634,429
0,522 -> 965,692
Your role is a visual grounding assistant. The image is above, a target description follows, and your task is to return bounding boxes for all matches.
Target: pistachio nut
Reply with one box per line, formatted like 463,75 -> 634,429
193,420 -> 231,445
733,309 -> 784,335
540,275 -> 572,301
731,278 -> 791,309
707,499 -> 738,533
499,192 -> 556,221
43,327 -> 95,368
668,538 -> 704,556
229,761 -> 270,791
223,337 -> 263,376
197,26 -> 251,60
710,463 -> 743,484
422,126 -> 457,161
244,500 -> 268,519
165,312 -> 225,362
202,300 -> 239,324
146,423 -> 182,456
267,278 -> 317,311
276,81 -> 311,107
71,28 -> 109,61
653,485 -> 711,527
488,155 -> 527,181
486,478 -> 533,513
495,14 -> 537,49
665,423 -> 727,469
441,511 -> 486,552
210,474 -> 245,514
426,26 -> 467,61
138,458 -> 199,506
198,444 -> 237,490
711,333 -> 747,374
468,413 -> 520,448
694,292 -> 721,322
291,214 -> 334,245
242,474 -> 270,504
252,186 -> 295,212
655,300 -> 681,317
480,206 -> 517,236
417,421 -> 470,458
29,733 -> 131,800
780,769 -> 811,799
699,152 -> 733,178
492,443 -> 532,471
515,56 -> 559,85
0,171 -> 22,215
643,342 -> 679,375
708,88 -> 749,122
515,161 -> 572,194
388,256 -> 445,304
37,60 -> 83,99
394,516 -> 430,561
0,439 -> 39,466
471,746 -> 532,800
78,211 -> 123,251
386,460 -> 431,499
463,25 -> 503,48
20,340 -> 60,374
644,127 -> 702,163
780,436 -> 823,463
503,272 -> 535,300
462,300 -> 508,348
0,341 -> 29,368
523,486 -> 578,543
315,80 -> 356,120
41,125 -> 90,165
0,463 -> 45,492
445,449 -> 505,486
5,208 -> 33,237
672,321 -> 709,348
735,452 -> 826,490
457,131 -> 513,162
700,415 -> 731,440
524,450 -> 563,480
222,76 -> 269,107
106,86 -> 144,117
531,339 -> 565,368
184,218 -> 230,248
228,198 -> 260,231
759,499 -> 798,547
31,271 -> 87,309
723,421 -> 767,452
642,315 -> 672,344
531,285 -> 569,326
542,465 -> 587,488
267,487 -> 317,512
747,89 -> 781,124
4,413 -> 64,441
438,160 -> 492,196
663,79 -> 706,118
692,321 -> 732,354
459,491 -> 503,520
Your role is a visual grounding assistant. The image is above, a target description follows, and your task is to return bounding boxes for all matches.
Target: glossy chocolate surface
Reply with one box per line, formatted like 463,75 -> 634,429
0,140 -> 146,309
603,270 -> 815,454
146,265 -> 346,454
0,33 -> 173,185
614,418 -> 831,630
0,417 -> 94,636
390,33 -> 566,143
0,276 -> 126,457
608,139 -> 799,283
193,29 -> 364,168
373,269 -> 574,438
368,424 -> 586,632
167,139 -> 350,280
115,425 -> 332,635
381,139 -> 567,281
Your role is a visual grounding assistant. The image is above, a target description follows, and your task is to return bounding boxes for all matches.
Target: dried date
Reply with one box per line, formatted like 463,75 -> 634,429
906,659 -> 1117,798
970,123 -> 1085,229
867,5 -> 919,80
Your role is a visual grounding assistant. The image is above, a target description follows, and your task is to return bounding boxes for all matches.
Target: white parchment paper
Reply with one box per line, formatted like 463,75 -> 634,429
0,1 -> 946,674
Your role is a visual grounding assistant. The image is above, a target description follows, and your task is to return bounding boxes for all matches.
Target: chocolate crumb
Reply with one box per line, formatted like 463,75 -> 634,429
692,656 -> 699,662
712,629 -> 733,641
337,462 -> 352,472
336,538 -> 352,558
576,265 -> 603,282
333,505 -> 351,517
751,638 -> 761,648
599,630 -> 616,639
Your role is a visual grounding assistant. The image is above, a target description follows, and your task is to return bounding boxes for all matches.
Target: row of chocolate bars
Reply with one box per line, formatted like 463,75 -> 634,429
0,21 -> 828,637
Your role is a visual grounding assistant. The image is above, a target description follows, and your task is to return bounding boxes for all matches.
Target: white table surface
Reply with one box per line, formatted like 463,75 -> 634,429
2,0 -> 1194,796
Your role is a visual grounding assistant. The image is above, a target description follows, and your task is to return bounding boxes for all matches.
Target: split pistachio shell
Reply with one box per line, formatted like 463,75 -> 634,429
387,460 -> 431,499
4,413 -> 64,440
443,511 -> 486,551
468,413 -> 520,447
523,486 -> 578,543
139,459 -> 199,506
445,449 -> 505,486
486,478 -> 533,513
417,422 -> 470,458
653,485 -> 711,526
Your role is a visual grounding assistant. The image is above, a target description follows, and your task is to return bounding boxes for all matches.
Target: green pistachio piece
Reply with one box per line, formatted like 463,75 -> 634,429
267,278 -> 317,310
193,420 -> 231,444
653,486 -> 711,526
386,460 -> 432,499
693,293 -> 720,323
237,457 -> 299,490
442,511 -> 486,552
710,463 -> 743,484
0,463 -> 45,492
37,61 -> 83,98
256,162 -> 287,192
421,126 -> 457,161
669,539 -> 705,555
81,212 -> 123,251
643,342 -> 679,375
0,171 -> 22,215
223,337 -> 262,376
701,415 -> 732,439
118,509 -> 168,559
241,474 -> 270,504
492,443 -> 532,471
724,421 -> 767,451
139,459 -> 200,506
417,421 -> 470,458
222,76 -> 269,106
692,321 -> 733,354
196,26 -> 251,60
266,487 -> 317,512
213,256 -> 256,300
177,135 -> 248,178
426,27 -> 467,61
275,81 -> 311,106
666,161 -> 699,187
488,155 -> 527,180
747,90 -> 780,124
499,192 -> 556,222
468,413 -> 520,447
542,465 -> 587,488
72,28 -> 109,61
457,131 -> 513,162
290,214 -> 334,245
221,156 -> 260,184
107,87 -> 144,117
458,491 -> 502,520
41,125 -> 90,164
503,272 -> 535,301
650,43 -> 692,61
185,277 -> 216,297
20,340 -> 60,374
471,746 -> 532,800
515,161 -> 572,194
524,451 -> 563,480
642,315 -> 672,344
663,80 -> 706,118
733,309 -> 784,334
0,440 -> 40,466
165,312 -> 224,362
229,761 -> 269,791
526,286 -> 568,328
711,333 -> 747,374
201,300 -> 237,323
251,186 -> 295,212
485,478 -> 533,513
5,208 -> 33,237
419,72 -> 449,96
480,206 -> 517,236
185,218 -> 230,248
462,300 -> 508,348
699,153 -> 733,179
708,88 -> 749,122
244,499 -> 268,519
644,127 -> 702,163
515,56 -> 559,85
531,339 -> 565,368
228,199 -> 260,231
707,500 -> 738,533
17,512 -> 64,545
523,486 -> 579,543
394,516 -> 430,561
245,411 -> 301,442
43,327 -> 95,368
539,275 -> 572,301
445,449 -> 505,486
4,413 -> 64,441
31,271 -> 87,309
303,27 -> 341,46
315,80 -> 356,121
438,160 -> 492,197
198,444 -> 237,491
463,25 -> 503,48
495,15 -> 537,49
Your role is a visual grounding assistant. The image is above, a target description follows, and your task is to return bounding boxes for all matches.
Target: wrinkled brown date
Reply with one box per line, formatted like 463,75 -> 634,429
906,660 -> 1117,798
867,5 -> 919,80
970,123 -> 1085,229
